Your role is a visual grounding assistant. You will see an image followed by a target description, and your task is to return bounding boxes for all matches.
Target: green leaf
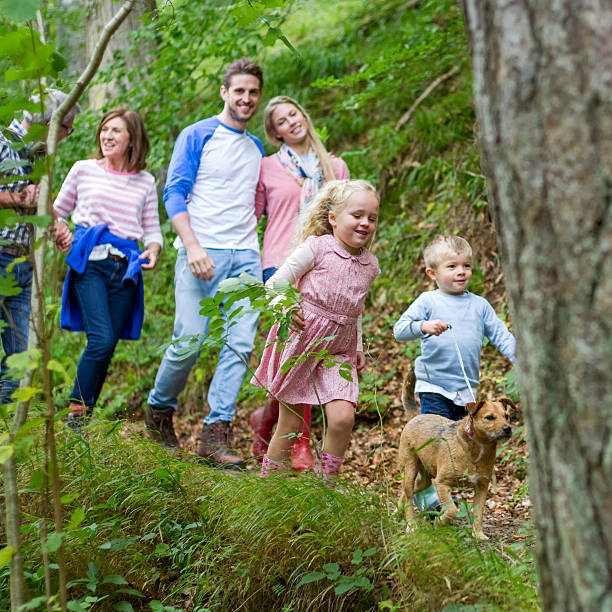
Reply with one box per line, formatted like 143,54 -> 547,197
11,386 -> 39,402
21,214 -> 51,228
99,538 -> 133,551
68,507 -> 86,529
323,562 -> 340,574
113,602 -> 134,612
351,549 -> 363,564
102,574 -> 128,585
0,545 -> 15,569
61,493 -> 79,504
0,445 -> 13,464
0,0 -> 40,22
154,542 -> 170,556
218,277 -> 241,292
19,595 -> 48,610
29,469 -> 44,491
44,532 -> 64,553
334,581 -> 355,595
296,571 -> 325,588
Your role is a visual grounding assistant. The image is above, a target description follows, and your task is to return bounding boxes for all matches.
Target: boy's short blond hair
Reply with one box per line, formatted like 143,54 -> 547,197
423,235 -> 472,270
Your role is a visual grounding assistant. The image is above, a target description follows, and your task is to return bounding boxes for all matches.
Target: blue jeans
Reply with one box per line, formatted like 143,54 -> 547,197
0,252 -> 32,404
69,258 -> 138,408
419,392 -> 467,421
262,267 -> 277,283
148,248 -> 261,424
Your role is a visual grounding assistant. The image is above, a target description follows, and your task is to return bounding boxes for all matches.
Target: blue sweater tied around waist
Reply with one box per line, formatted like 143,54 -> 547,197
60,225 -> 145,340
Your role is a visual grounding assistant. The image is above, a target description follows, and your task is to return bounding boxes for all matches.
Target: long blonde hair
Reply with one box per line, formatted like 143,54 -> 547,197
263,96 -> 337,181
295,179 -> 379,249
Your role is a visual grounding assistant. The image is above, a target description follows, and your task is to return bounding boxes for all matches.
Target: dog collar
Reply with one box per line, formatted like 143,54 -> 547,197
465,418 -> 474,438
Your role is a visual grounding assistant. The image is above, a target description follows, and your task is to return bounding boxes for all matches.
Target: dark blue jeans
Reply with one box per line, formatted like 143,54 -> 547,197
419,392 -> 467,421
0,252 -> 32,404
69,258 -> 137,408
262,267 -> 278,283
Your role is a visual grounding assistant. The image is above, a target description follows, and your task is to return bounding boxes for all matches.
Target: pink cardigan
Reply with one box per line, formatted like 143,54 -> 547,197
255,154 -> 350,270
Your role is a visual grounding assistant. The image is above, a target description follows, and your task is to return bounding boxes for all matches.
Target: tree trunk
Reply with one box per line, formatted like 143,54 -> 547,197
461,2 -> 612,610
84,0 -> 156,109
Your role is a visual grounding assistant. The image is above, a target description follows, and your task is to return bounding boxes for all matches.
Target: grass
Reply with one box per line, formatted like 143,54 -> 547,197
3,422 -> 539,611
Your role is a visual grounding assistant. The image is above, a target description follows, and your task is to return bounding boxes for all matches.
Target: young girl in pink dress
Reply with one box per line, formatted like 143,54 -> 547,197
252,179 -> 380,486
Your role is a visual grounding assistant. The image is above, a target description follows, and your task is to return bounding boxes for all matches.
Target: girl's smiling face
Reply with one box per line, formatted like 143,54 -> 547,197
329,191 -> 379,255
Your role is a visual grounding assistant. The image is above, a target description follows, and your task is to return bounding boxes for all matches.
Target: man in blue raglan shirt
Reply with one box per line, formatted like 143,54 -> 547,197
145,58 -> 264,469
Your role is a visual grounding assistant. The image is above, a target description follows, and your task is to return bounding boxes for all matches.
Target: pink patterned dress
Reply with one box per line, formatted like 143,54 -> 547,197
252,234 -> 380,406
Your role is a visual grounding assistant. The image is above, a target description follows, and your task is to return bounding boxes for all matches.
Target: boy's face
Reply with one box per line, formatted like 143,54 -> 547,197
426,251 -> 472,295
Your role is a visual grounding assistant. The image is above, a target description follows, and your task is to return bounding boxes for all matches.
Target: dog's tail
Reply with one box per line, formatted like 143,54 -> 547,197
401,367 -> 418,416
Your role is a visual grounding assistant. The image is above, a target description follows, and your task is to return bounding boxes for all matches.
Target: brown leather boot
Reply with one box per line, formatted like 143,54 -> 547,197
198,421 -> 246,470
145,405 -> 180,456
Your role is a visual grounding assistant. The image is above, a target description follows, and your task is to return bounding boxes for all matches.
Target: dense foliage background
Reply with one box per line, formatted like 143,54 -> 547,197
0,1 -> 533,610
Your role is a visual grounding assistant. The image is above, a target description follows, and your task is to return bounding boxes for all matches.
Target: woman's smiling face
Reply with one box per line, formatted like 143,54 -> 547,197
271,102 -> 308,147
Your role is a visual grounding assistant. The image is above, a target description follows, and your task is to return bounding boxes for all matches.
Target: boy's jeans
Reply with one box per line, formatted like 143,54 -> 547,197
148,248 -> 261,424
419,392 -> 468,421
0,253 -> 32,404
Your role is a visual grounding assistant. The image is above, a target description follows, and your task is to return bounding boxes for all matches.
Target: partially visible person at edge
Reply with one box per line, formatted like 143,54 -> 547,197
250,96 -> 350,472
144,58 -> 264,470
0,89 -> 80,405
53,109 -> 162,431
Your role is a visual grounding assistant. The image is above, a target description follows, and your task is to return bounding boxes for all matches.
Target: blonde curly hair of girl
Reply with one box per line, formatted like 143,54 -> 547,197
263,96 -> 337,181
294,179 -> 379,249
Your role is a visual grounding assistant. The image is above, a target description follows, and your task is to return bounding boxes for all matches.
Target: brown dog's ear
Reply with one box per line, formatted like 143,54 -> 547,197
466,400 -> 485,416
500,397 -> 516,412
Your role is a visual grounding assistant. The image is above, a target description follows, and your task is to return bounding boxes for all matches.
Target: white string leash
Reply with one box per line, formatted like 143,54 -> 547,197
447,324 -> 477,403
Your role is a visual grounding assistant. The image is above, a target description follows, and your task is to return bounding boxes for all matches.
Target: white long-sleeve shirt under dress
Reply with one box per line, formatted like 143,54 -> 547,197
53,159 -> 163,257
393,289 -> 516,405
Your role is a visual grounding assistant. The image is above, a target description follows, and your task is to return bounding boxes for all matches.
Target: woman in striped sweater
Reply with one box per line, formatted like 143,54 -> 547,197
53,109 -> 162,430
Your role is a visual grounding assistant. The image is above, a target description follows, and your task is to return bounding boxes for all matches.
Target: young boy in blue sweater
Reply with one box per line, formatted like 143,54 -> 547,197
393,235 -> 516,509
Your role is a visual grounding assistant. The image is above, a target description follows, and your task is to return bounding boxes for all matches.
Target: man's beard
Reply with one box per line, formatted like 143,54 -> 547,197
228,103 -> 253,124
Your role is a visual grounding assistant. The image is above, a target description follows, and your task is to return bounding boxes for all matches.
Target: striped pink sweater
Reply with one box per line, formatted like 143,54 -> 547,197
53,159 -> 163,247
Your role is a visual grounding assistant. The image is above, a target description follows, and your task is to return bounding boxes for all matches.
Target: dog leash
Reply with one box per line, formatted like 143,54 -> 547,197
446,324 -> 477,403
446,324 -> 479,438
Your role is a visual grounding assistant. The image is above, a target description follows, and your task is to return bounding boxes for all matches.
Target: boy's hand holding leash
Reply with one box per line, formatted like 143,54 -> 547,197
421,319 -> 448,336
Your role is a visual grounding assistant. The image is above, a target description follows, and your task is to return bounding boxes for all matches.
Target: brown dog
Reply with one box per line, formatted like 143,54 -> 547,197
398,398 -> 514,539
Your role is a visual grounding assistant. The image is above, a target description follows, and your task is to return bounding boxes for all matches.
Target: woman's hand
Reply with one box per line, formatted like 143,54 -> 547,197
289,307 -> 305,333
140,243 -> 161,270
356,351 -> 366,372
53,220 -> 73,253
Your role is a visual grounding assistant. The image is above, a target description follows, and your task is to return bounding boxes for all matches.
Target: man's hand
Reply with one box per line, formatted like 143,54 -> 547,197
356,351 -> 366,372
20,184 -> 40,208
421,319 -> 448,336
289,307 -> 305,333
186,243 -> 215,280
53,221 -> 72,253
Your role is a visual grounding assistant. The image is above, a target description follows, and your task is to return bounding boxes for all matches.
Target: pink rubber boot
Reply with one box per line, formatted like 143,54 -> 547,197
260,454 -> 289,477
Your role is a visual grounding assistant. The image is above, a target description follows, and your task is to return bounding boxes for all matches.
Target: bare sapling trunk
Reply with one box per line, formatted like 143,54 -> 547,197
3,3 -> 138,611
461,2 -> 612,611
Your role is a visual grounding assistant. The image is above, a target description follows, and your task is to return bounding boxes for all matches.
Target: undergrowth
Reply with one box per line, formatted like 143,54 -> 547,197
3,423 -> 539,611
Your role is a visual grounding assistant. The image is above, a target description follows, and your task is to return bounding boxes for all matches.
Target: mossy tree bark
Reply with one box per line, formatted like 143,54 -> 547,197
84,0 -> 156,109
462,2 -> 612,611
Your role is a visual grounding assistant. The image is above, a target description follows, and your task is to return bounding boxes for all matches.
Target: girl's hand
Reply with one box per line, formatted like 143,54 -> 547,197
289,307 -> 305,333
140,243 -> 161,270
356,351 -> 366,372
421,319 -> 448,336
54,221 -> 73,253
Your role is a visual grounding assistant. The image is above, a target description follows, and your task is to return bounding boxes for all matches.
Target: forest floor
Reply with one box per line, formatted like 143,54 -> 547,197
129,345 -> 532,549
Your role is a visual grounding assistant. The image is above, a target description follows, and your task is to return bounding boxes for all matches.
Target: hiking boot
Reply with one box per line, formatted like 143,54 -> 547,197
64,402 -> 92,438
145,405 -> 180,455
250,399 -> 279,461
198,421 -> 246,471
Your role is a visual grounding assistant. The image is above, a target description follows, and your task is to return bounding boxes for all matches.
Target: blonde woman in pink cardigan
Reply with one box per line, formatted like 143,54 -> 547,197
251,96 -> 349,471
